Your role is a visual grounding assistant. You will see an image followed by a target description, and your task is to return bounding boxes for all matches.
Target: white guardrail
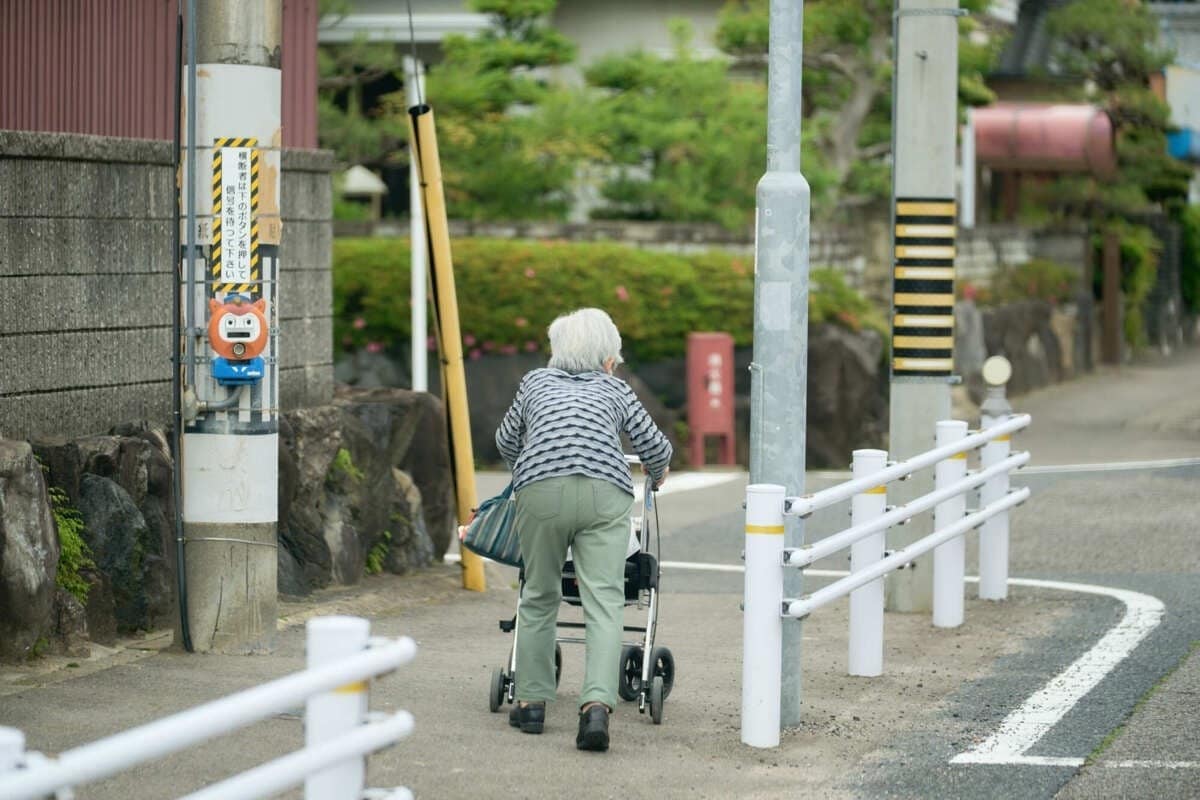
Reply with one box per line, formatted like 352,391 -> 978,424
742,412 -> 1032,748
0,616 -> 417,800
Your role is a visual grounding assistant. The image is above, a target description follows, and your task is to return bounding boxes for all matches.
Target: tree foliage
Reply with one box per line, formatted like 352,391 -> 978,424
1041,0 -> 1190,217
316,0 -> 406,168
713,0 -> 1000,213
582,21 -> 768,229
1042,0 -> 1193,342
399,0 -> 589,220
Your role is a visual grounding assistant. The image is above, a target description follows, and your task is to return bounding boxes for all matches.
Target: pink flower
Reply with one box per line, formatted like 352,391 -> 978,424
482,340 -> 496,351
500,344 -> 518,355
524,340 -> 539,352
515,317 -> 528,328
469,348 -> 483,360
352,317 -> 367,330
463,334 -> 477,347
366,341 -> 384,354
615,285 -> 630,302
426,336 -> 437,351
524,268 -> 536,279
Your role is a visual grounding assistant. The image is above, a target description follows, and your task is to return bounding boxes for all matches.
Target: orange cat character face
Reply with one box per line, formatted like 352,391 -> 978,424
208,295 -> 268,360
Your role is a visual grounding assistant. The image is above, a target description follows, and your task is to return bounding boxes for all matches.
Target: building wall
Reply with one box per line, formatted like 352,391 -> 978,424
552,0 -> 726,66
0,130 -> 333,441
0,0 -> 318,148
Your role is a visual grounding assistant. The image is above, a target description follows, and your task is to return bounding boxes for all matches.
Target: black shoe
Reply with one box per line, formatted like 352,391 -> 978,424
576,704 -> 610,752
508,702 -> 545,734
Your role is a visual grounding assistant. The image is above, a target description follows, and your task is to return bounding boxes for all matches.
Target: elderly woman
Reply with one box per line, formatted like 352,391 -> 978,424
496,307 -> 672,752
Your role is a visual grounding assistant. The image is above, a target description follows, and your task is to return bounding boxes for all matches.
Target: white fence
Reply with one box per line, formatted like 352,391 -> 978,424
0,616 -> 417,800
742,412 -> 1032,748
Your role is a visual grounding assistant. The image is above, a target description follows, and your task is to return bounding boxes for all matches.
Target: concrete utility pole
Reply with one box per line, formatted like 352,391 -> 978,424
886,0 -> 962,613
180,0 -> 283,652
749,0 -> 810,728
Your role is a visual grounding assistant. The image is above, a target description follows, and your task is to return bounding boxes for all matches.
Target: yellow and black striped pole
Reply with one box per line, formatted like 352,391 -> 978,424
887,0 -> 962,614
891,197 -> 956,378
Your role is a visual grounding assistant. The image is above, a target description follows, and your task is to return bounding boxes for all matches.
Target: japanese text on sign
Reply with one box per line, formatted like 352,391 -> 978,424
220,147 -> 253,284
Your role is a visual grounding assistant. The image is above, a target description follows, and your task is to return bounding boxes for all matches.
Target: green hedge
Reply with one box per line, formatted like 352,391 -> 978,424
334,238 -> 886,364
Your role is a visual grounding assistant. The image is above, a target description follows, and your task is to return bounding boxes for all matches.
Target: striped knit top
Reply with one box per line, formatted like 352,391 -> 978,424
496,368 -> 673,495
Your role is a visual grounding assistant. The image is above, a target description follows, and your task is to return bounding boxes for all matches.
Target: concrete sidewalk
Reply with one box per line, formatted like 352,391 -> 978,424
0,561 -> 1073,799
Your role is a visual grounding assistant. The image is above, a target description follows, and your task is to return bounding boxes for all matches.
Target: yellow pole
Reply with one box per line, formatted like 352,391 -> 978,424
408,103 -> 487,592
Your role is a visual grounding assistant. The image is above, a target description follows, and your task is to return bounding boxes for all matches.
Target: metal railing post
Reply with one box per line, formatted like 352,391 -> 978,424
848,449 -> 888,677
305,616 -> 370,800
978,411 -> 1012,600
742,483 -> 786,748
932,420 -> 968,628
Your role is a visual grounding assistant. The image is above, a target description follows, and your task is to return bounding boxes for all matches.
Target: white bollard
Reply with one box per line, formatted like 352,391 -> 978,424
932,421 -> 968,628
848,449 -> 888,677
305,616 -> 370,800
741,483 -> 785,749
0,727 -> 25,775
978,421 -> 1011,600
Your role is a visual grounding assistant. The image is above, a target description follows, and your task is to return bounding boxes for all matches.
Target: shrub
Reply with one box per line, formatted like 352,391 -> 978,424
334,237 -> 885,363
1091,223 -> 1160,348
327,447 -> 364,488
1177,204 -> 1200,313
987,259 -> 1078,306
49,487 -> 93,605
366,529 -> 391,576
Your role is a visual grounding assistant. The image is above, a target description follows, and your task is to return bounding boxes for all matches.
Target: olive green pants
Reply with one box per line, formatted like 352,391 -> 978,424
514,475 -> 632,710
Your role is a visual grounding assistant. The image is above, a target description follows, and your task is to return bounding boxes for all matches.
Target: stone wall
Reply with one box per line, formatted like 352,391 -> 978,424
0,130 -> 335,442
0,388 -> 450,661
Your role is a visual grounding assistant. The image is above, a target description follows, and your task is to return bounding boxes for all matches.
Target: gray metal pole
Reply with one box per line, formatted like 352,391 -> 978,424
886,0 -> 962,613
749,0 -> 810,728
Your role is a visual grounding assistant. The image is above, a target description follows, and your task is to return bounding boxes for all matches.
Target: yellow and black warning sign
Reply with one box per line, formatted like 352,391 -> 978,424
891,197 -> 956,378
211,137 -> 260,297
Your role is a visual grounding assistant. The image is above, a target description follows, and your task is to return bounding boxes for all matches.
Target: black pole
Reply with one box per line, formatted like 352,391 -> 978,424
171,5 -> 194,652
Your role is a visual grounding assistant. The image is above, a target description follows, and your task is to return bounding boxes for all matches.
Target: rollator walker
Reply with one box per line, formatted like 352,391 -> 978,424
487,458 -> 675,724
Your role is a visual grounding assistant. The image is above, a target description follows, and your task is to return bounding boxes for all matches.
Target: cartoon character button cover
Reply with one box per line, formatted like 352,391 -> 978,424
208,295 -> 268,360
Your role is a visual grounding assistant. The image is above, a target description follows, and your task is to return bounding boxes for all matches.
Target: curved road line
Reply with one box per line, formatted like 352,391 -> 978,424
447,554 -> 1168,766
655,560 -> 1166,768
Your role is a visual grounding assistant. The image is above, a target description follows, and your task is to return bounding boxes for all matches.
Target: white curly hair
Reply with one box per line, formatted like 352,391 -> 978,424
546,308 -> 624,374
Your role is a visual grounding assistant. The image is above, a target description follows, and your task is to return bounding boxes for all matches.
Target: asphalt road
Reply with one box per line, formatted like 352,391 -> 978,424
1,349 -> 1198,799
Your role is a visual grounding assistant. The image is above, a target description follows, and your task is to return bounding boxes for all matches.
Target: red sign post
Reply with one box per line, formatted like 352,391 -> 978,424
686,332 -> 736,466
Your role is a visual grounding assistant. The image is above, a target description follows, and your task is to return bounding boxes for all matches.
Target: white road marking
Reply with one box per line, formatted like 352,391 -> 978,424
1023,457 -> 1200,474
637,471 -> 742,499
653,560 -> 1167,770
950,578 -> 1164,767
1106,760 -> 1200,769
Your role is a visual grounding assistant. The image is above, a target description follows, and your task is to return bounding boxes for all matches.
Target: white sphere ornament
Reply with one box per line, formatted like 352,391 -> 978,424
981,355 -> 1012,387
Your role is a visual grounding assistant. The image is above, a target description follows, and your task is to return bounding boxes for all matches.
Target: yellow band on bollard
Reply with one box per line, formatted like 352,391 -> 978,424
333,681 -> 368,694
745,524 -> 785,535
996,434 -> 1011,442
864,486 -> 886,495
950,452 -> 967,460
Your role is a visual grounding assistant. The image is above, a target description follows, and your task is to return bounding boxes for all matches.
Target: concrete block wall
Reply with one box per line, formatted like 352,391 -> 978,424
0,130 -> 334,441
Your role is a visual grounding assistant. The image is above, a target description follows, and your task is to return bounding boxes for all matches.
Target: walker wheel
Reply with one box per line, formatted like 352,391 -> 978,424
618,645 -> 644,701
488,667 -> 506,713
649,675 -> 665,725
650,646 -> 675,700
555,643 -> 563,688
